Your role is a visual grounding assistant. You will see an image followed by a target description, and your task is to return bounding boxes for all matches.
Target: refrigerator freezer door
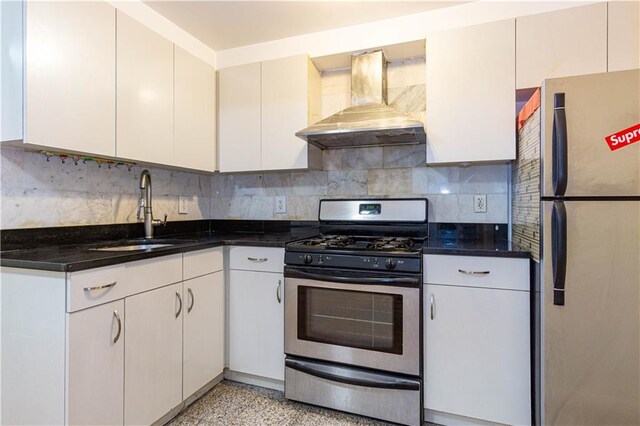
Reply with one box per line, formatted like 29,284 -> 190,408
541,70 -> 640,197
541,200 -> 639,425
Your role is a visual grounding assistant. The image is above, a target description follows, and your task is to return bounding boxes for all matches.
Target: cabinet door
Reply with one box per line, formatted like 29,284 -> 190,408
1,0 -> 23,142
66,299 -> 124,426
116,11 -> 173,165
261,55 -> 319,171
25,1 -> 115,155
608,1 -> 640,72
218,62 -> 262,172
183,271 -> 225,398
426,19 -> 515,164
125,283 -> 182,426
229,270 -> 284,380
174,46 -> 216,172
516,4 -> 607,89
424,284 -> 531,425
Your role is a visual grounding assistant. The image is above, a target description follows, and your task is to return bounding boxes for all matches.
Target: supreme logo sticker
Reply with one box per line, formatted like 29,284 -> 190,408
605,123 -> 640,151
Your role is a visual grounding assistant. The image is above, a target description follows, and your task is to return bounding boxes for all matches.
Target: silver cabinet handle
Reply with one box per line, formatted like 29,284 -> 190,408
248,257 -> 268,262
430,294 -> 435,320
458,269 -> 490,275
175,291 -> 182,318
84,281 -> 117,292
113,310 -> 122,344
276,279 -> 282,304
187,288 -> 195,313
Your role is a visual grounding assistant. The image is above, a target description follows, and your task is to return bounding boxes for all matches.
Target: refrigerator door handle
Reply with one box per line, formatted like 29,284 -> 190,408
553,93 -> 568,196
552,200 -> 568,306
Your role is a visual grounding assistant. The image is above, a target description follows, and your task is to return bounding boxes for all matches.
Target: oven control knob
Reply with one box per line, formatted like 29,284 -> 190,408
385,258 -> 397,270
303,254 -> 313,265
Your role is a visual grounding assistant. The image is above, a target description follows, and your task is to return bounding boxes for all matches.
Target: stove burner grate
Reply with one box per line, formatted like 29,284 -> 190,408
368,237 -> 414,251
298,235 -> 416,252
301,235 -> 354,248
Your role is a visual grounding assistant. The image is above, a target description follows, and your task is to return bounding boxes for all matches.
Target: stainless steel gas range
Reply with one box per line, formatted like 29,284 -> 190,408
283,198 -> 428,426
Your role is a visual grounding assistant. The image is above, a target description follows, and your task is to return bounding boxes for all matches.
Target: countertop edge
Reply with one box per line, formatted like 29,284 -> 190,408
0,238 -> 293,273
2,235 -> 532,273
422,247 -> 532,259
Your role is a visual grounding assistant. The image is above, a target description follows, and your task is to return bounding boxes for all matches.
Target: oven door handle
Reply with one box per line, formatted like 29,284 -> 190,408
285,358 -> 420,391
285,268 -> 420,286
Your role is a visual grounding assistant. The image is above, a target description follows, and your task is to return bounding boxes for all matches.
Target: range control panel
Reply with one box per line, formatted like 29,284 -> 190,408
284,251 -> 421,273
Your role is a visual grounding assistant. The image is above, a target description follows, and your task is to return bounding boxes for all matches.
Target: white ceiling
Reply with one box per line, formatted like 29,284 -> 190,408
144,1 -> 468,51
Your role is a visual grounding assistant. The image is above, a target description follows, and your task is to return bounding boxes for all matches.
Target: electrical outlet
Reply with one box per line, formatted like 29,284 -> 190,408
474,194 -> 487,213
178,196 -> 189,214
275,196 -> 287,214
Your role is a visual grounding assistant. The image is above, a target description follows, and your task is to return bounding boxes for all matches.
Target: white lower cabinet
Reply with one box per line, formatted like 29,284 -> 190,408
183,271 -> 225,397
125,283 -> 183,426
2,246 -> 222,425
66,299 -> 124,426
423,255 -> 531,426
229,269 -> 284,381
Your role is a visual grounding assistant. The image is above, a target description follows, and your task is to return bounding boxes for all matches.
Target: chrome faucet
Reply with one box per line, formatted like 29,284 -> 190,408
137,169 -> 167,238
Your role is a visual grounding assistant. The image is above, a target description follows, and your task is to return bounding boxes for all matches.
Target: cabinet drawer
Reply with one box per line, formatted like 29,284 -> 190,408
183,247 -> 223,280
123,254 -> 183,296
67,264 -> 126,312
424,255 -> 529,291
229,246 -> 284,273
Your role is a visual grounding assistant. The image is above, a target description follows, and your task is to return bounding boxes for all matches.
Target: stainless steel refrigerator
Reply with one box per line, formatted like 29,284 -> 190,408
539,70 -> 639,425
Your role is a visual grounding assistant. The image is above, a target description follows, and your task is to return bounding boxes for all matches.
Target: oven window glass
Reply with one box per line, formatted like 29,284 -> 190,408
297,287 -> 403,354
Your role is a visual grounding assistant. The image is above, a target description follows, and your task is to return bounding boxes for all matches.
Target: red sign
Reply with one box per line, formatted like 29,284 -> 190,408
605,123 -> 640,151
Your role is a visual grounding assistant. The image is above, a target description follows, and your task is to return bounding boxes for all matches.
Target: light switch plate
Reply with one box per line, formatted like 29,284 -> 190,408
275,196 -> 287,214
178,196 -> 188,214
474,194 -> 487,213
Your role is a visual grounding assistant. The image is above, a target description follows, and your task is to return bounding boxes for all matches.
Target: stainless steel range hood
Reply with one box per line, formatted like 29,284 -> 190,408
296,50 -> 426,150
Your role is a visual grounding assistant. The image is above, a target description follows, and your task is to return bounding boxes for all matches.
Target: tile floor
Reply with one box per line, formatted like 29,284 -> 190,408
167,380 -> 395,425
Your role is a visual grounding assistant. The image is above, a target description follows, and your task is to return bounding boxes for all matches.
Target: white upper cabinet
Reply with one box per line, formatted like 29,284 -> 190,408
2,3 -> 218,170
24,1 -> 116,155
218,54 -> 321,173
218,62 -> 262,172
1,1 -> 24,142
426,19 -> 516,165
516,4 -> 607,89
608,1 -> 640,72
261,55 -> 321,171
174,46 -> 217,172
116,11 -> 174,165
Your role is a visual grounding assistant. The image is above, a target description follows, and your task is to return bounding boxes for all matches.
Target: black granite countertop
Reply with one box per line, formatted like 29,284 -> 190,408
0,230 -> 319,272
422,239 -> 531,258
421,222 -> 531,259
0,220 -> 319,272
1,220 -> 531,272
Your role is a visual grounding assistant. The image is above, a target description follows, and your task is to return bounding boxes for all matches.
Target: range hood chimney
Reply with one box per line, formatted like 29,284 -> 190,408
296,50 -> 426,150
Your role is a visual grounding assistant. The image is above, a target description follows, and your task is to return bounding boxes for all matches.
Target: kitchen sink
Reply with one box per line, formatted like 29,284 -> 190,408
90,243 -> 175,252
88,238 -> 198,252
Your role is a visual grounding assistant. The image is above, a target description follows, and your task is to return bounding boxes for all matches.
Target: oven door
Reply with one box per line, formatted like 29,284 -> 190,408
284,267 -> 421,376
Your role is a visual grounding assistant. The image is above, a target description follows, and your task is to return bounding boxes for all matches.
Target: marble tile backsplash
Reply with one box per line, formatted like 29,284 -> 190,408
1,146 -> 212,229
210,146 -> 510,223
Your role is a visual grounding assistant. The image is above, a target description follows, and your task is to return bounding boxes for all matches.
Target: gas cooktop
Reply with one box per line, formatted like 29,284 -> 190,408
285,234 -> 425,272
288,234 -> 422,254
285,199 -> 428,273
